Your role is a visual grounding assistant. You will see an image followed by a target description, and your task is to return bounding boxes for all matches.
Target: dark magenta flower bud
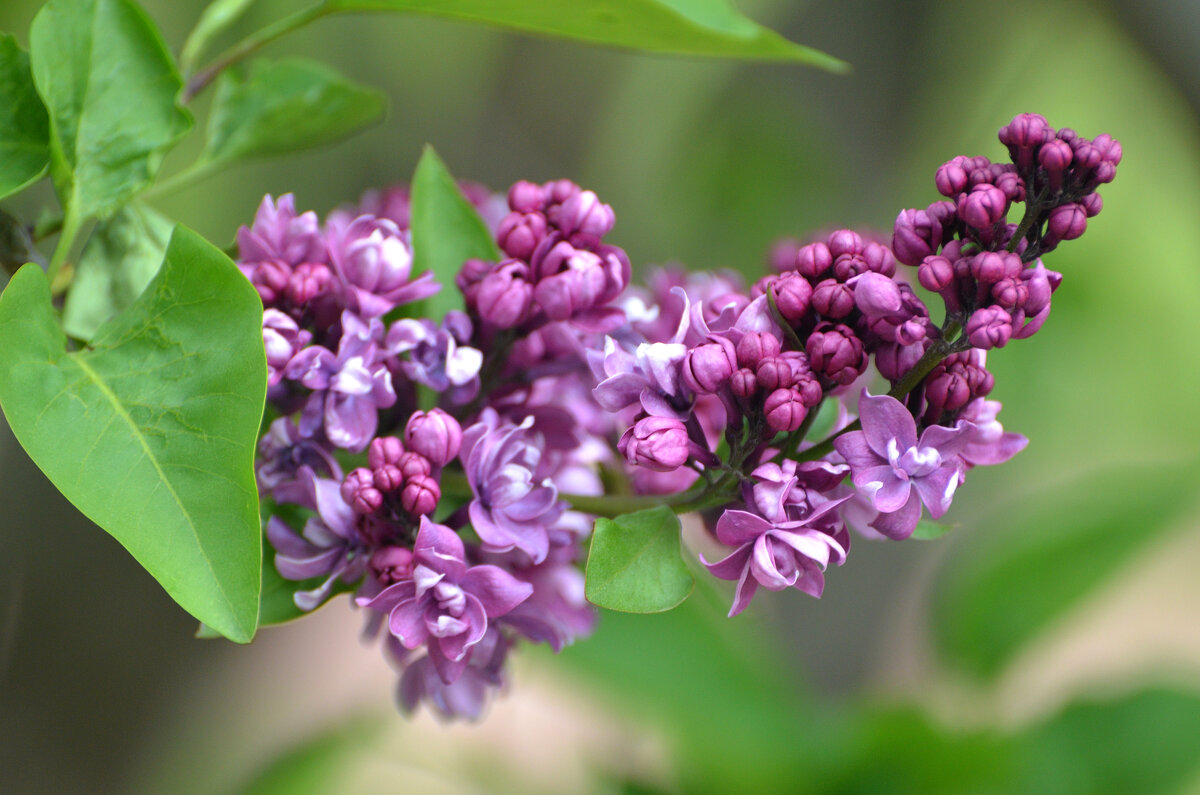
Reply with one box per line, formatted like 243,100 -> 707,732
456,257 -> 493,310
404,408 -> 463,467
755,355 -> 795,391
286,262 -> 332,306
935,156 -> 971,197
991,277 -> 1028,308
736,331 -> 781,369
250,260 -> 291,305
970,251 -> 1021,285
370,546 -> 414,585
682,337 -> 737,393
508,180 -> 545,213
892,208 -> 940,267
401,474 -> 440,516
764,388 -> 808,433
1042,203 -> 1087,250
397,451 -> 432,480
957,184 -> 1009,230
795,242 -> 832,279
373,464 -> 403,493
993,171 -> 1025,203
771,272 -> 813,323
476,260 -> 533,328
618,416 -> 689,472
1081,192 -> 1103,217
557,190 -> 615,238
794,371 -> 822,408
342,467 -> 383,514
918,255 -> 956,293
966,306 -> 1013,349
924,369 -> 972,416
811,278 -> 855,319
368,436 -> 404,470
832,253 -> 869,282
998,113 -> 1053,171
827,229 -> 865,258
874,340 -> 927,382
730,367 -> 758,400
806,323 -> 866,385
852,272 -> 904,319
1021,261 -> 1060,316
542,178 -> 581,208
496,211 -> 547,260
1038,139 -> 1073,192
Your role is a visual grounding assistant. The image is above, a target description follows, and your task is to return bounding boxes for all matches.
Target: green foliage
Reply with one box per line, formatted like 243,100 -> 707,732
932,460 -> 1200,678
406,145 -> 500,320
327,0 -> 847,70
585,505 -> 693,612
0,227 -> 266,642
61,202 -> 173,341
911,518 -> 955,540
0,33 -> 49,200
181,0 -> 257,73
28,0 -> 192,221
234,717 -> 383,795
201,57 -> 386,169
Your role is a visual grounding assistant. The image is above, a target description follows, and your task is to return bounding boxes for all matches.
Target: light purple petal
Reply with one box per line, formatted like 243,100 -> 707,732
869,491 -> 922,539
919,422 -> 972,460
750,535 -> 795,590
859,390 -> 917,455
700,544 -> 752,582
714,509 -> 770,547
728,561 -> 760,617
461,565 -> 534,617
389,597 -> 432,649
833,431 -> 884,471
913,463 -> 961,518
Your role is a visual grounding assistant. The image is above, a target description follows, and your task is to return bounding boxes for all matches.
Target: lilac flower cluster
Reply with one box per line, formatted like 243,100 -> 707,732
242,184 -> 612,720
247,114 -> 1118,716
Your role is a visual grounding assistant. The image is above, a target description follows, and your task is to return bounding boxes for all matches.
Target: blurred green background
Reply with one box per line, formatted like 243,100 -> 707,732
2,0 -> 1200,792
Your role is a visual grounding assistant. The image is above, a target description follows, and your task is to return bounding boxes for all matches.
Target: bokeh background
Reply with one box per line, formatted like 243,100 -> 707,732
2,0 -> 1200,792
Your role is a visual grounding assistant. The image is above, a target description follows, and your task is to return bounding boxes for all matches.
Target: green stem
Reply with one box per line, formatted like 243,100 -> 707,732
182,3 -> 334,103
46,208 -> 83,295
142,160 -> 222,200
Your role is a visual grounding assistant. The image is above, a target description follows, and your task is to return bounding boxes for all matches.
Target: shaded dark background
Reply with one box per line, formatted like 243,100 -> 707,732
2,0 -> 1199,791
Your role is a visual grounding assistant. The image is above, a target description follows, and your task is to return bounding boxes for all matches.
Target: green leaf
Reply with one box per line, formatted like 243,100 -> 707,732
326,0 -> 847,71
181,0 -> 257,73
0,226 -> 267,642
911,518 -> 955,541
29,0 -> 192,220
585,505 -> 693,612
932,459 -> 1200,678
61,202 -> 173,341
406,145 -> 501,320
0,34 -> 50,200
200,57 -> 386,169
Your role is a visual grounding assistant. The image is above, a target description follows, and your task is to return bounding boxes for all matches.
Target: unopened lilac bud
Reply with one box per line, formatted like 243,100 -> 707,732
543,178 -> 581,207
957,184 -> 1009,230
806,323 -> 866,385
342,467 -> 383,514
251,260 -> 291,305
924,370 -> 971,416
935,156 -> 971,197
496,212 -> 547,260
771,272 -> 813,323
508,180 -> 545,213
456,257 -> 492,310
1021,261 -> 1059,315
852,272 -> 903,319
755,355 -> 794,391
1042,203 -> 1087,250
369,436 -> 404,470
373,464 -> 403,493
970,251 -> 1021,285
401,474 -> 440,516
874,341 -> 927,382
763,388 -> 808,433
1038,139 -> 1073,192
966,306 -> 1013,349
370,546 -> 414,585
811,279 -> 855,319
404,408 -> 463,467
832,253 -> 869,282
558,190 -> 615,238
1081,192 -> 1102,217
827,229 -> 865,258
682,338 -> 737,393
892,209 -> 940,267
397,451 -> 432,480
286,262 -> 332,307
476,260 -> 533,328
795,242 -> 832,279
618,416 -> 689,472
991,277 -> 1028,308
999,113 -> 1052,171
794,371 -> 822,407
918,255 -> 956,293
994,171 -> 1025,203
736,331 -> 781,369
730,367 -> 758,400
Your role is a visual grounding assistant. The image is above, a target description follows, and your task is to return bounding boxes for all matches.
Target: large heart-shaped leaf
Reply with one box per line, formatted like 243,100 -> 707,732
29,0 -> 192,220
61,202 -> 174,341
406,145 -> 501,320
0,33 -> 49,200
585,505 -> 693,612
327,0 -> 847,70
0,226 -> 266,642
201,57 -> 386,169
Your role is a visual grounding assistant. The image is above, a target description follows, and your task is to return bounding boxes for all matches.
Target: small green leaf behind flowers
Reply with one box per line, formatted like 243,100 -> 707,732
585,505 -> 694,613
0,33 -> 50,201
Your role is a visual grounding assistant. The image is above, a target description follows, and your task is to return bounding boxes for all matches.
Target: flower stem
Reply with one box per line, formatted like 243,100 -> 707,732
182,3 -> 334,103
46,208 -> 83,295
